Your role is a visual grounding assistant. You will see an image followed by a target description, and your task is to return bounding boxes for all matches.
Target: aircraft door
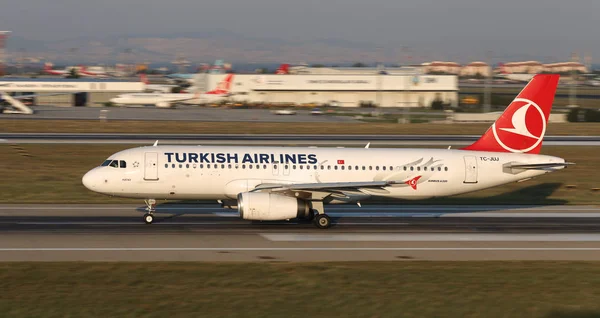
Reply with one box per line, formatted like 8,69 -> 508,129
144,152 -> 159,181
463,155 -> 478,184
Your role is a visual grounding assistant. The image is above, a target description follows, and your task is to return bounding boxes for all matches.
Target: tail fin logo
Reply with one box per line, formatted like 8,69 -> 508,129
492,98 -> 546,153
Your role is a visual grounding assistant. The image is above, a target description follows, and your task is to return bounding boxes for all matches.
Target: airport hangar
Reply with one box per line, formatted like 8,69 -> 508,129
202,72 -> 458,108
0,78 -> 144,107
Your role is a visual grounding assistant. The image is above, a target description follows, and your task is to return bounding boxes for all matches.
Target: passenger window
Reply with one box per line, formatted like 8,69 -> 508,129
221,164 -> 225,169
200,164 -> 204,169
263,164 -> 267,169
334,166 -> 338,170
172,164 -> 175,168
369,166 -> 372,170
228,164 -> 232,169
382,166 -> 386,171
314,165 -> 318,170
273,165 -> 277,169
186,164 -> 190,168
390,166 -> 393,171
438,167 -> 441,171
306,166 -> 310,170
300,165 -> 303,170
193,164 -> 197,168
444,167 -> 448,171
403,166 -> 407,171
362,166 -> 365,170
179,164 -> 182,168
376,166 -> 379,171
341,166 -> 345,170
355,166 -> 359,170
410,167 -> 414,171
164,164 -> 168,168
417,167 -> 420,171
348,166 -> 352,171
321,165 -> 325,170
293,165 -> 296,170
207,164 -> 211,168
242,165 -> 246,169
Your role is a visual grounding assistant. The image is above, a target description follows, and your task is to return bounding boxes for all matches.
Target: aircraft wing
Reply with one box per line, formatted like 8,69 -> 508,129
253,180 -> 399,192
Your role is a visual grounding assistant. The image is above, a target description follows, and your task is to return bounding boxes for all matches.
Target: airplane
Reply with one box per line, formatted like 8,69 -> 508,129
275,64 -> 290,74
109,74 -> 234,108
83,74 -> 570,229
42,63 -> 71,76
78,66 -> 111,78
494,63 -> 535,83
139,74 -> 180,93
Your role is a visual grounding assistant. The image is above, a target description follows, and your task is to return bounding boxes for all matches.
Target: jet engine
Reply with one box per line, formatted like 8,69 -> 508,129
155,102 -> 173,108
237,192 -> 311,221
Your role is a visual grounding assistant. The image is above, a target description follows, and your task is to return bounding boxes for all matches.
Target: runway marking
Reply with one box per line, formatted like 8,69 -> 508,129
261,233 -> 600,242
0,247 -> 599,252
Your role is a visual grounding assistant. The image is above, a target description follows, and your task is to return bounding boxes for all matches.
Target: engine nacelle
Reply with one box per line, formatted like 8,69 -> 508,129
155,102 -> 173,108
237,192 -> 310,221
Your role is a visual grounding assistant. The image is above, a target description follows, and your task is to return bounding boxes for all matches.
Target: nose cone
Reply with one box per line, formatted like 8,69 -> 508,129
82,169 -> 99,192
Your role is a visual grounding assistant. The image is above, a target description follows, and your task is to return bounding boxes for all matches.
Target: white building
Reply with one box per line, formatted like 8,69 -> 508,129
205,73 -> 458,108
0,78 -> 144,106
460,62 -> 491,77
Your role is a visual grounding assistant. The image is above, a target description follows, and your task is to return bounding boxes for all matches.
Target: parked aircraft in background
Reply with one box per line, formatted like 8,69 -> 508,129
110,74 -> 234,108
140,74 -> 180,93
494,63 -> 535,82
85,75 -> 569,229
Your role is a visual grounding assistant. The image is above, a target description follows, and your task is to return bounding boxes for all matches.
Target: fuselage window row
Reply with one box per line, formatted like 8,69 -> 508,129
161,163 -> 449,171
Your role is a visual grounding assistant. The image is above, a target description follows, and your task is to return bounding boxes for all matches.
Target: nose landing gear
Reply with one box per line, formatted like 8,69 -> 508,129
143,199 -> 156,224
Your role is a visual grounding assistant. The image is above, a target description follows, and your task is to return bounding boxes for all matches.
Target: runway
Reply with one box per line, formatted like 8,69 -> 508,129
1,204 -> 600,261
1,133 -> 599,146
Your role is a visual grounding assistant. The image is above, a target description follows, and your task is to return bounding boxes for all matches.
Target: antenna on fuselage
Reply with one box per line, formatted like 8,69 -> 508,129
153,140 -> 159,147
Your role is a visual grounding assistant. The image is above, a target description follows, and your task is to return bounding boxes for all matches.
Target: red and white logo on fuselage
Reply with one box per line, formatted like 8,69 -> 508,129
405,176 -> 422,190
492,98 -> 546,153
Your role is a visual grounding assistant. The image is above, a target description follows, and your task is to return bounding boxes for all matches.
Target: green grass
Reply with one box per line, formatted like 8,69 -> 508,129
2,119 -> 600,135
1,262 -> 600,318
1,144 -> 598,204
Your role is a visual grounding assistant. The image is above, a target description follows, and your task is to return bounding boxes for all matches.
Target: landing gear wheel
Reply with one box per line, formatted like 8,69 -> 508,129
143,213 -> 154,224
314,214 -> 331,229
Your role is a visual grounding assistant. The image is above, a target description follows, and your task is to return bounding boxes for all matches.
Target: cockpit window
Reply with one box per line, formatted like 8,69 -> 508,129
119,160 -> 127,168
109,160 -> 119,168
101,160 -> 112,166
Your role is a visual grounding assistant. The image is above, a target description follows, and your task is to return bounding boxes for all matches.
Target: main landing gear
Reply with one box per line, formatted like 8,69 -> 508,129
143,199 -> 156,224
311,201 -> 332,229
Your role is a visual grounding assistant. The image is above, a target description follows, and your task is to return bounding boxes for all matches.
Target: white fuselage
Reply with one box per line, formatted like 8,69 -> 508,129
110,93 -> 227,107
82,145 -> 565,202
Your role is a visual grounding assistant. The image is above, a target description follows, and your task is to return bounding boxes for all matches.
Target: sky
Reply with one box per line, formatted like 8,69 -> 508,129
1,0 -> 598,62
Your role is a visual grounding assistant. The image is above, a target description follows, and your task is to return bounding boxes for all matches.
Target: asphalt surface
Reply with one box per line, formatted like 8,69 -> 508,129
1,204 -> 600,261
1,133 -> 599,146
